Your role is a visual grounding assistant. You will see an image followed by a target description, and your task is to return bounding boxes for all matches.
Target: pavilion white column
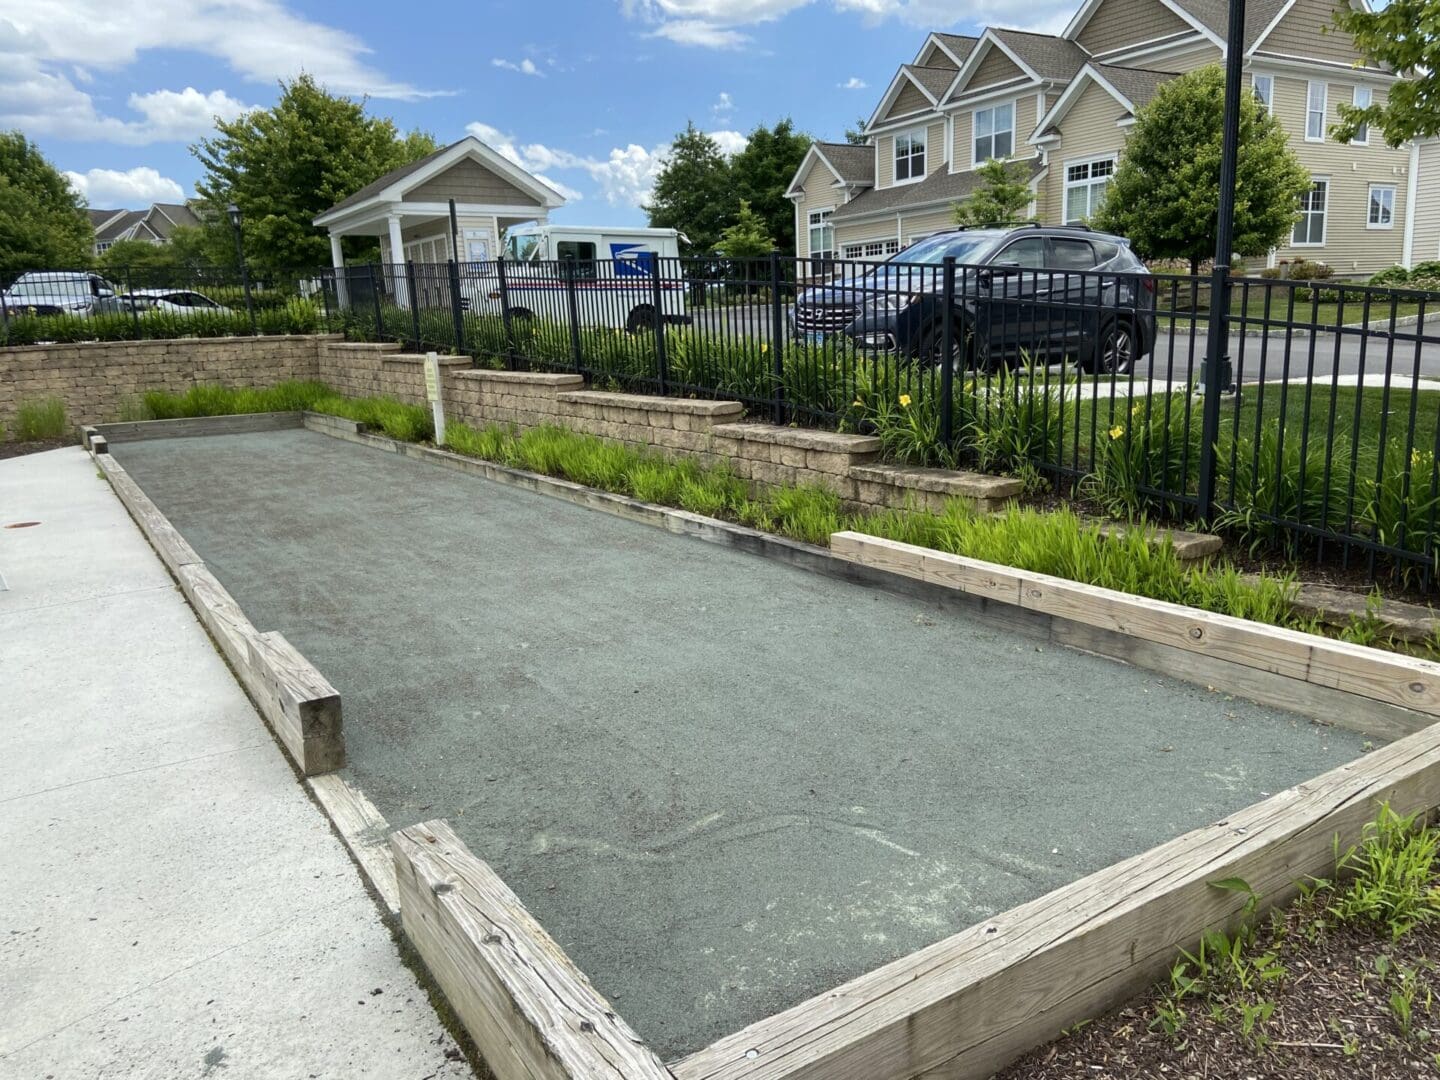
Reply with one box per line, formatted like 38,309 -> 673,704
329,232 -> 350,309
387,214 -> 409,307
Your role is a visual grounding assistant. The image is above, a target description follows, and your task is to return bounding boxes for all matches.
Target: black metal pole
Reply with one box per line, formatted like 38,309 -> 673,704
369,263 -> 384,340
649,255 -> 669,395
448,198 -> 461,264
232,225 -> 256,335
406,260 -> 422,350
770,251 -> 785,425
940,256 -> 956,447
447,258 -> 466,358
496,256 -> 517,370
1197,0 -> 1246,523
565,257 -> 582,372
125,267 -> 141,338
0,287 -> 10,345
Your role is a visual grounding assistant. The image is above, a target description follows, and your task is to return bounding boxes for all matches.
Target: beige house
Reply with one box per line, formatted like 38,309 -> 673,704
314,135 -> 565,275
789,0 -> 1437,277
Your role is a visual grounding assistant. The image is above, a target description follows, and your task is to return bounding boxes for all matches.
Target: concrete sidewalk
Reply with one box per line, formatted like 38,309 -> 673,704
0,447 -> 470,1079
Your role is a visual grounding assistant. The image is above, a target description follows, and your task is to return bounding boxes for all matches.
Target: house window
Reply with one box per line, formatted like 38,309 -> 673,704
96,241 -> 112,254
1368,184 -> 1395,228
894,130 -> 926,183
1352,86 -> 1371,144
1252,74 -> 1274,113
843,240 -> 900,259
1306,82 -> 1327,141
1064,158 -> 1114,224
973,102 -> 1014,164
1293,178 -> 1328,245
808,209 -> 834,265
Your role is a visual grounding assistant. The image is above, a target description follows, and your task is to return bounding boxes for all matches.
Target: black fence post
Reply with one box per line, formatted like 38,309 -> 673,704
769,251 -> 785,425
406,260 -> 422,351
565,258 -> 582,372
940,256 -> 956,448
238,261 -> 256,336
369,263 -> 384,341
320,269 -> 333,328
126,267 -> 141,338
649,255 -> 669,395
496,257 -> 517,370
0,288 -> 9,345
1197,263 -> 1231,520
447,258 -> 466,359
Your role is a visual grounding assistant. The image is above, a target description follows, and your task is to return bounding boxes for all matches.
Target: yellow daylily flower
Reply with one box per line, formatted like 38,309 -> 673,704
899,394 -> 912,407
761,342 -> 769,353
852,398 -> 864,408
1109,424 -> 1125,440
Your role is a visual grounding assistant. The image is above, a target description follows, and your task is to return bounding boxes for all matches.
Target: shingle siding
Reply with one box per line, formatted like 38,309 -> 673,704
405,158 -> 543,206
1259,0 -> 1364,64
883,81 -> 934,122
969,47 -> 1028,90
1413,144 -> 1440,265
1040,81 -> 1130,223
795,158 -> 845,258
1078,0 -> 1193,56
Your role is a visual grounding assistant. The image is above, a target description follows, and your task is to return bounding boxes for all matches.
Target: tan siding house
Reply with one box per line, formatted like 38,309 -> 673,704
787,0 -> 1432,277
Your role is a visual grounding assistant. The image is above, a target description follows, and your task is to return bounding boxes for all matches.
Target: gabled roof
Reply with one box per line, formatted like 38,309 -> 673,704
144,202 -> 201,238
1063,0 -> 1225,49
1031,62 -> 1177,139
914,32 -> 980,68
865,64 -> 946,131
87,208 -> 127,230
944,28 -> 1088,103
314,136 -> 566,225
785,141 -> 875,198
832,157 -> 1046,222
94,210 -> 148,243
904,64 -> 961,101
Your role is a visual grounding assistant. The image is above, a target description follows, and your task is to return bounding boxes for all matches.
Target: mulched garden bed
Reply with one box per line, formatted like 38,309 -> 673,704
998,892 -> 1440,1079
0,438 -> 72,460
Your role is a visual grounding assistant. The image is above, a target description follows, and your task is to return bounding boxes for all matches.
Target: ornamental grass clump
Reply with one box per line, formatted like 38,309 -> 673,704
13,397 -> 67,440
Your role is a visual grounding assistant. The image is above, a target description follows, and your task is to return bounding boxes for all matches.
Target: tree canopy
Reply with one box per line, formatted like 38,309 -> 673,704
1331,0 -> 1440,145
97,227 -> 214,276
647,118 -> 810,254
730,119 -> 811,254
0,131 -> 92,281
1091,65 -> 1311,274
191,75 -> 438,271
714,200 -> 774,259
952,159 -> 1036,227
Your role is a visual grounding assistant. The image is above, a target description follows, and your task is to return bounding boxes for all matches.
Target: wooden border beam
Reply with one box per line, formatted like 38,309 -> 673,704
392,821 -> 674,1080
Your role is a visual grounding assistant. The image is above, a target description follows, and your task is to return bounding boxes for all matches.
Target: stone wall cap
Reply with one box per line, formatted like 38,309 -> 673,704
557,390 -> 743,416
452,369 -> 584,386
381,352 -> 471,367
851,462 -> 1023,498
710,422 -> 881,454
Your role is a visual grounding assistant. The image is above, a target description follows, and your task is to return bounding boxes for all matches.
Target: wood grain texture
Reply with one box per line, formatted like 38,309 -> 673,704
831,531 -> 1440,723
308,773 -> 398,912
673,722 -> 1440,1080
93,411 -> 303,443
392,821 -> 674,1080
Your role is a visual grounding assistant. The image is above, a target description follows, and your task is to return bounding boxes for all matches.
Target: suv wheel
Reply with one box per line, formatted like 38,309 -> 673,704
1087,318 -> 1135,375
916,317 -> 972,373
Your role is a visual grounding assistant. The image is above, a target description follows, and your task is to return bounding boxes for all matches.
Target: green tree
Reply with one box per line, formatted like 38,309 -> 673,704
0,131 -> 92,281
97,226 -> 218,277
844,118 -> 869,145
952,159 -> 1036,227
1331,1 -> 1440,145
645,122 -> 733,253
192,75 -> 438,271
730,119 -> 811,254
1091,65 -> 1310,275
714,200 -> 773,258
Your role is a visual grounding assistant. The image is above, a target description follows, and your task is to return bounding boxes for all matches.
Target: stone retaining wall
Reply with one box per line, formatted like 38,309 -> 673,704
1,334 -> 329,429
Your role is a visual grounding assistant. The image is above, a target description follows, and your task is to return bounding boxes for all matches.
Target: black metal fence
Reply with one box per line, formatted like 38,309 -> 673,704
321,254 -> 1440,583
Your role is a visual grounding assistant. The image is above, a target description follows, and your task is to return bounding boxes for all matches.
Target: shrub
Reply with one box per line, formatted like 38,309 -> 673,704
13,397 -> 67,440
1409,260 -> 1440,280
1369,265 -> 1411,287
1286,258 -> 1333,281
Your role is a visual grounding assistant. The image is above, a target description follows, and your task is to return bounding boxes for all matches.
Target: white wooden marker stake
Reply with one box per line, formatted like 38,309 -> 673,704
424,351 -> 446,447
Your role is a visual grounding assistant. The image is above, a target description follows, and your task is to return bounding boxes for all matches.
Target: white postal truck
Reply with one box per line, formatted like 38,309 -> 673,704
474,225 -> 689,332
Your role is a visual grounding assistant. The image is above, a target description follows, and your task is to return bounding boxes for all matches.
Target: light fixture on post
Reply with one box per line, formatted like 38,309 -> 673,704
227,202 -> 256,333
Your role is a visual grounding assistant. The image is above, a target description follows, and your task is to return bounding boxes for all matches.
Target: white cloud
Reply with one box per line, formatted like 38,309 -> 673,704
839,76 -> 869,90
492,57 -> 544,77
649,19 -> 753,47
712,91 -> 734,116
65,166 -> 184,207
467,121 -> 749,210
0,1 -> 445,144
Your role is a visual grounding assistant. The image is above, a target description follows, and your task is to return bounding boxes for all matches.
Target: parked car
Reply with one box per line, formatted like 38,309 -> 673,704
122,288 -> 232,314
1,271 -> 120,317
791,224 -> 1156,373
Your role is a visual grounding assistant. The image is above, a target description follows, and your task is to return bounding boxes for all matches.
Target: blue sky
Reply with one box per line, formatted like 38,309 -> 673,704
0,1 -> 1072,223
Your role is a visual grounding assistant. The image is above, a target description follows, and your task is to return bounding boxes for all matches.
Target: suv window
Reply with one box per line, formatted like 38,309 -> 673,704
1048,238 -> 1097,271
989,237 -> 1047,269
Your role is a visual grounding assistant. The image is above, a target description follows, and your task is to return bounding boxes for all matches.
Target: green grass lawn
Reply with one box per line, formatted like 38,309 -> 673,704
1157,294 -> 1429,330
1222,384 -> 1440,459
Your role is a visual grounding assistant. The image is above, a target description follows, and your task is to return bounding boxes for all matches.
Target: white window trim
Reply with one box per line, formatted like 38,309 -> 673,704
808,207 -> 835,259
892,127 -> 928,187
1305,81 -> 1327,143
1293,176 -> 1329,247
1251,72 -> 1274,115
1351,85 -> 1371,145
842,239 -> 901,259
1367,183 -> 1395,230
1063,155 -> 1116,225
970,99 -> 1016,169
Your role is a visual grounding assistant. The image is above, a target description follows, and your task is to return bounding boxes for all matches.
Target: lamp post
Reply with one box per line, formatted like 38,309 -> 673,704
228,202 -> 256,334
